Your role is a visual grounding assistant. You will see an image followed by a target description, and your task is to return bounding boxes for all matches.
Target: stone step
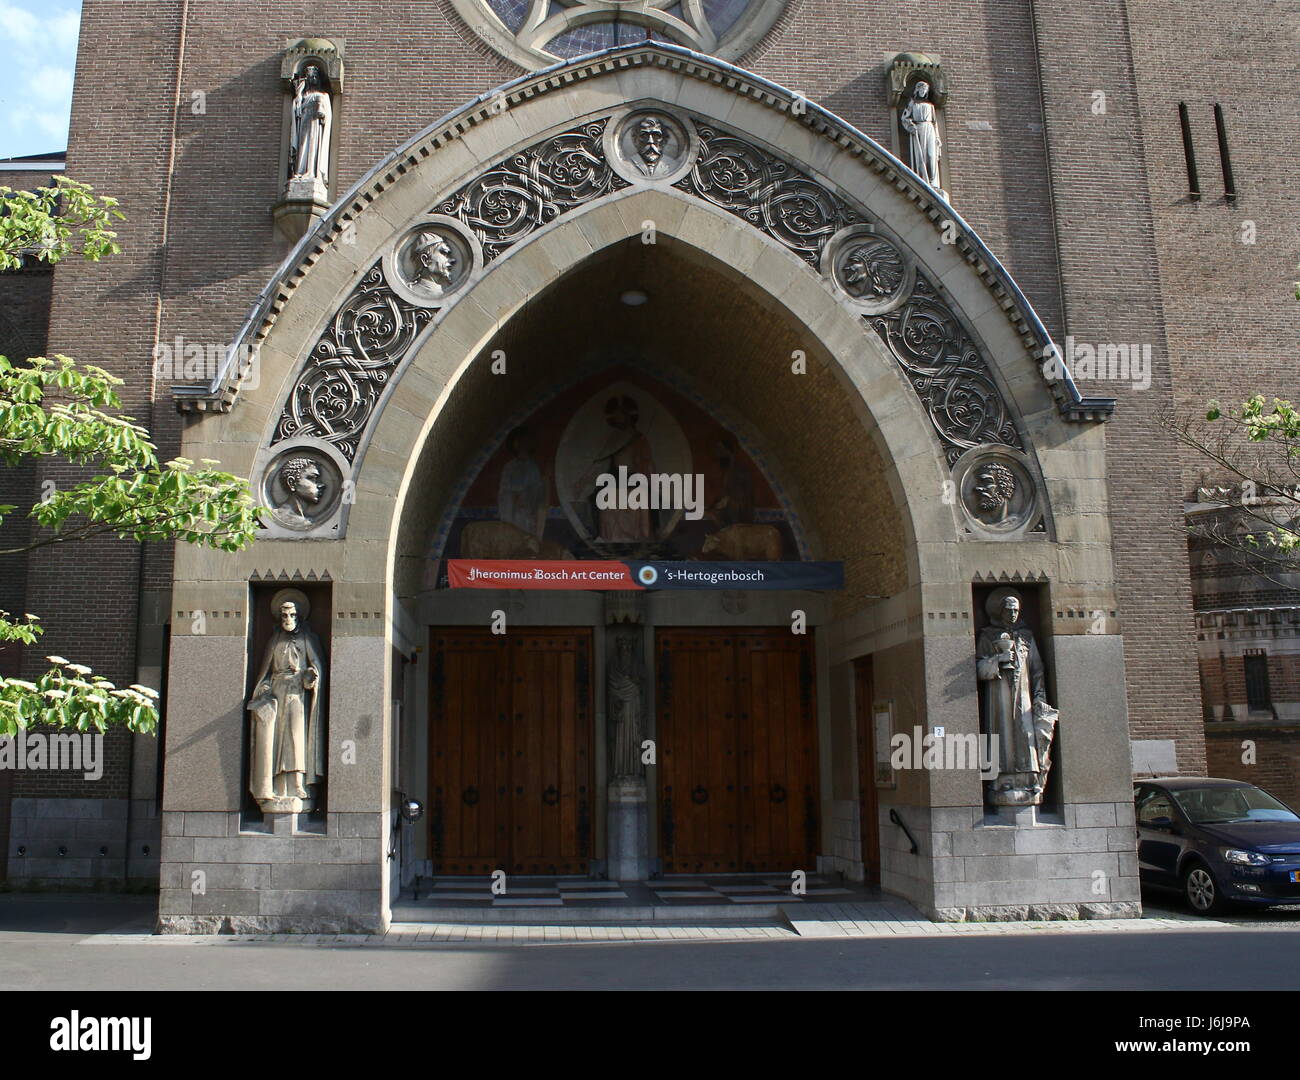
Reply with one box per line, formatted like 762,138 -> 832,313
390,901 -> 789,924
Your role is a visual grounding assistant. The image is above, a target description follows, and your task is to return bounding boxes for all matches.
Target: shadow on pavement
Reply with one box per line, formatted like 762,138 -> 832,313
0,893 -> 156,935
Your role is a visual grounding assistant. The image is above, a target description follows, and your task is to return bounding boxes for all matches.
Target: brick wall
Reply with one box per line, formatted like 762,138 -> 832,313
1206,726 -> 1300,812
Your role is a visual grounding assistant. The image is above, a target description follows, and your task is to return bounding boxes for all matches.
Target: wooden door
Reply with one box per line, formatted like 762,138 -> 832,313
657,629 -> 819,873
854,656 -> 881,886
738,632 -> 819,871
508,631 -> 592,874
657,630 -> 740,871
429,628 -> 592,875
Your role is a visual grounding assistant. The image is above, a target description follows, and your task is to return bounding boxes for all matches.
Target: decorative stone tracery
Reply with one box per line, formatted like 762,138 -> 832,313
268,108 -> 1032,512
452,0 -> 790,71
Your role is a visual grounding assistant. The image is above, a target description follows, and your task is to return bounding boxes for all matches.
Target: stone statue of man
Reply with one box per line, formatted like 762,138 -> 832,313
289,64 -> 332,186
247,596 -> 327,812
608,633 -> 645,779
900,80 -> 943,194
976,590 -> 1058,806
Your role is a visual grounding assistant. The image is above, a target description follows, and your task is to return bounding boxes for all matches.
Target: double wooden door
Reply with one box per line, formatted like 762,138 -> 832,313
428,628 -> 592,875
656,629 -> 819,873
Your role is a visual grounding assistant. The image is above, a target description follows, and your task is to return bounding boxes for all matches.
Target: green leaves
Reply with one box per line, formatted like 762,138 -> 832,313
0,657 -> 159,738
24,456 -> 261,553
0,610 -> 42,644
0,356 -> 261,551
0,179 -> 259,734
0,176 -> 123,272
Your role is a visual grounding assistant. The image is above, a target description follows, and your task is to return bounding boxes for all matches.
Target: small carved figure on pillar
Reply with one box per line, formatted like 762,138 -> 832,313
608,632 -> 645,779
247,591 -> 327,813
976,589 -> 1058,806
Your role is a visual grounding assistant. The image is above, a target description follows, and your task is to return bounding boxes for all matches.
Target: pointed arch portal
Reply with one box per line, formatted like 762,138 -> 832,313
160,44 -> 1139,933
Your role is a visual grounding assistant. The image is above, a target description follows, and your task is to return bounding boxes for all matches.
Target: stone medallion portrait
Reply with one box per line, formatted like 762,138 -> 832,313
952,446 -> 1040,536
384,218 -> 479,306
261,446 -> 344,532
396,225 -> 471,299
822,225 -> 915,314
607,109 -> 695,185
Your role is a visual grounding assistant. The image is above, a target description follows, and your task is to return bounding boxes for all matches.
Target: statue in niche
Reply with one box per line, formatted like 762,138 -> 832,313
289,62 -> 332,187
270,455 -> 326,530
900,80 -> 943,195
247,592 -> 327,813
976,589 -> 1058,806
971,462 -> 1017,527
608,632 -> 646,779
408,230 -> 458,297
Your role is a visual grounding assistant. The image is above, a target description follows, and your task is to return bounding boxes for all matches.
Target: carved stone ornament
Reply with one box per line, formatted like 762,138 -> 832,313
886,51 -> 948,108
822,225 -> 915,314
268,112 -> 1033,513
867,277 -> 1024,466
976,587 -> 1057,807
259,441 -> 347,536
436,119 -> 628,262
383,218 -> 478,307
247,589 -> 327,814
952,446 -> 1040,536
605,108 -> 696,185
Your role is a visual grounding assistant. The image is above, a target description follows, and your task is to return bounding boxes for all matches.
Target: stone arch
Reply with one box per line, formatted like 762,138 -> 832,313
188,49 -> 1115,577
357,192 -> 938,603
161,43 -> 1132,931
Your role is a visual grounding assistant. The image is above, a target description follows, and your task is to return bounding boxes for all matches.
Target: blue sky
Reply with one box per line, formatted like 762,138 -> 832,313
0,0 -> 81,158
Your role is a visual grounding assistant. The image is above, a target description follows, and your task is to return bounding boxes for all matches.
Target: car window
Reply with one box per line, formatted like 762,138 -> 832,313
1170,785 -> 1300,824
1136,788 -> 1175,826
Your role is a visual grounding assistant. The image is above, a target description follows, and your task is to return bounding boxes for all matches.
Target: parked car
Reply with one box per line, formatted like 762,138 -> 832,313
1134,777 -> 1300,915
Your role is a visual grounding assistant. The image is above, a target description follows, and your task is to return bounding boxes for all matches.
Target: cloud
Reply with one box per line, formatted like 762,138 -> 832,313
28,65 -> 74,105
0,1 -> 79,155
0,2 -> 75,45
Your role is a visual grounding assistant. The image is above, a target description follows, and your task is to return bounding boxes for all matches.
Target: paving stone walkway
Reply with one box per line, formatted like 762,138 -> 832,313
79,898 -> 1300,947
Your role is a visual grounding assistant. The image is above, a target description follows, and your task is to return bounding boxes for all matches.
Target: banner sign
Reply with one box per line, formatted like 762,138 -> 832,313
447,560 -> 844,591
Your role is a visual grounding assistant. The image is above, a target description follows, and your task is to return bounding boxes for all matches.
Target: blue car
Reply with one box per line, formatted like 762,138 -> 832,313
1134,777 -> 1300,915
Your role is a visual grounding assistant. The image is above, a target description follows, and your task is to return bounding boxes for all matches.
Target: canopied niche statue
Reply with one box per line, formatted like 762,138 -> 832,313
900,80 -> 944,196
289,62 -> 332,187
608,632 -> 645,779
976,588 -> 1058,806
247,590 -> 327,813
272,39 -> 344,241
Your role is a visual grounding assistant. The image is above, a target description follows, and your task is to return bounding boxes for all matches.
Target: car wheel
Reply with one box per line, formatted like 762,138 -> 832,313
1182,862 -> 1227,915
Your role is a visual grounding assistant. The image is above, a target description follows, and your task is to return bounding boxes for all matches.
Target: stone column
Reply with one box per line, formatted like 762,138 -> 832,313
604,593 -> 650,881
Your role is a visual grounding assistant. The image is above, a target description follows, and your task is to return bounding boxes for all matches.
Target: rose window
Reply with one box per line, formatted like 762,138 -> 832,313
455,0 -> 788,70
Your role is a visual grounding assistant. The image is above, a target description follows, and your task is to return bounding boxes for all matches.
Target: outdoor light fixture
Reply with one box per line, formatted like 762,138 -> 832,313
619,289 -> 648,306
387,793 -> 425,860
